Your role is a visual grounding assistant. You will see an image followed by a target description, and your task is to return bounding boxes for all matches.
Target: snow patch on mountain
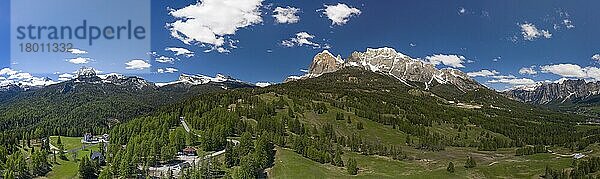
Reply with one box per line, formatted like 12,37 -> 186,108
156,73 -> 246,87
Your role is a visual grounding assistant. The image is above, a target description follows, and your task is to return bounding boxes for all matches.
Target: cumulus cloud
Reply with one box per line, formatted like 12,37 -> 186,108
553,9 -> 575,30
488,78 -> 537,85
281,32 -> 321,48
255,82 -> 271,87
541,64 -> 600,80
563,19 -> 575,29
519,67 -> 538,75
273,6 -> 300,24
165,47 -> 195,57
67,57 -> 92,64
167,0 -> 264,52
424,54 -> 467,68
67,48 -> 88,55
321,3 -> 361,26
125,60 -> 152,70
8,72 -> 33,80
155,56 -> 175,63
467,69 -> 499,77
520,23 -> 552,41
0,68 -> 18,76
58,73 -> 75,81
458,7 -> 466,15
592,54 -> 600,62
157,67 -> 179,74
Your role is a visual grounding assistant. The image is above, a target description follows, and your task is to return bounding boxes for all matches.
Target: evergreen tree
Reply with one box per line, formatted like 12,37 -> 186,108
465,156 -> 476,168
347,158 -> 358,175
79,157 -> 97,178
356,122 -> 364,130
30,150 -> 51,176
333,147 -> 344,167
447,162 -> 455,173
3,170 -> 14,179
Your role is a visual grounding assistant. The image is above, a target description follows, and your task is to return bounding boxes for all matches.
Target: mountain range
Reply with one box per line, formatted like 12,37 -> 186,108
288,48 -> 483,92
1,47 -> 598,134
0,67 -> 255,134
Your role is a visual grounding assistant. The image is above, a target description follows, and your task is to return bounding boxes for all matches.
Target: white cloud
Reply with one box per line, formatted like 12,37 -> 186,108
541,64 -> 586,78
424,54 -> 466,68
165,47 -> 195,57
67,57 -> 92,64
458,7 -> 466,15
592,54 -> 600,62
8,72 -> 33,80
255,82 -> 271,87
125,60 -> 152,70
321,3 -> 361,26
67,48 -> 88,55
488,78 -> 536,85
58,73 -> 75,81
563,19 -> 575,29
492,75 -> 517,79
157,67 -> 179,74
167,0 -> 264,52
0,68 -> 18,76
519,67 -> 538,75
281,32 -> 321,48
520,23 -> 552,41
541,64 -> 600,80
492,56 -> 501,62
273,6 -> 300,24
467,69 -> 499,77
155,56 -> 175,63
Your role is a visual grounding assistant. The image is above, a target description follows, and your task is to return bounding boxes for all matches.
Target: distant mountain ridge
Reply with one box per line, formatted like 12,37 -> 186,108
504,79 -> 600,105
287,47 -> 484,92
0,67 -> 255,133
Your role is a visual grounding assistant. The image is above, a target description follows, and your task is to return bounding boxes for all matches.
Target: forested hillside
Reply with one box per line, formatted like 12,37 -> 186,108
89,68 -> 600,178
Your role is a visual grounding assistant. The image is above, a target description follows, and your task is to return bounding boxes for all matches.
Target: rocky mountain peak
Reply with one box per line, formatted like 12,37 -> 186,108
504,79 -> 600,104
76,67 -> 98,79
287,47 -> 483,92
307,50 -> 344,77
345,47 -> 481,91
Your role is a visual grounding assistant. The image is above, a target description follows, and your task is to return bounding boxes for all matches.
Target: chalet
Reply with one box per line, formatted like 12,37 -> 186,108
83,133 -> 93,142
182,147 -> 197,156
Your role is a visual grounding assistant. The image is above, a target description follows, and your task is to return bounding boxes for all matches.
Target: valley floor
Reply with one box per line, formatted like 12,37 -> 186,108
269,144 -> 600,179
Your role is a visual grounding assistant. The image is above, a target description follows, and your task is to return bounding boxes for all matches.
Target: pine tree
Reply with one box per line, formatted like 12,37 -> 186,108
447,162 -> 455,173
333,147 -> 344,167
356,122 -> 364,130
347,158 -> 358,175
465,156 -> 476,168
3,170 -> 14,179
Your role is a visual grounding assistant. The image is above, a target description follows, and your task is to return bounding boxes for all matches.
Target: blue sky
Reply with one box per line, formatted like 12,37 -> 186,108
2,0 -> 600,90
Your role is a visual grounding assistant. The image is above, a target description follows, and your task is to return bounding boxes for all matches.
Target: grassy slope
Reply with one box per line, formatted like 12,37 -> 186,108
49,136 -> 86,151
264,92 -> 600,178
44,136 -> 101,179
270,147 -> 581,179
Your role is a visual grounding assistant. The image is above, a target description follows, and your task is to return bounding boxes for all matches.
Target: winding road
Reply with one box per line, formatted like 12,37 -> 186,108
179,117 -> 240,160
